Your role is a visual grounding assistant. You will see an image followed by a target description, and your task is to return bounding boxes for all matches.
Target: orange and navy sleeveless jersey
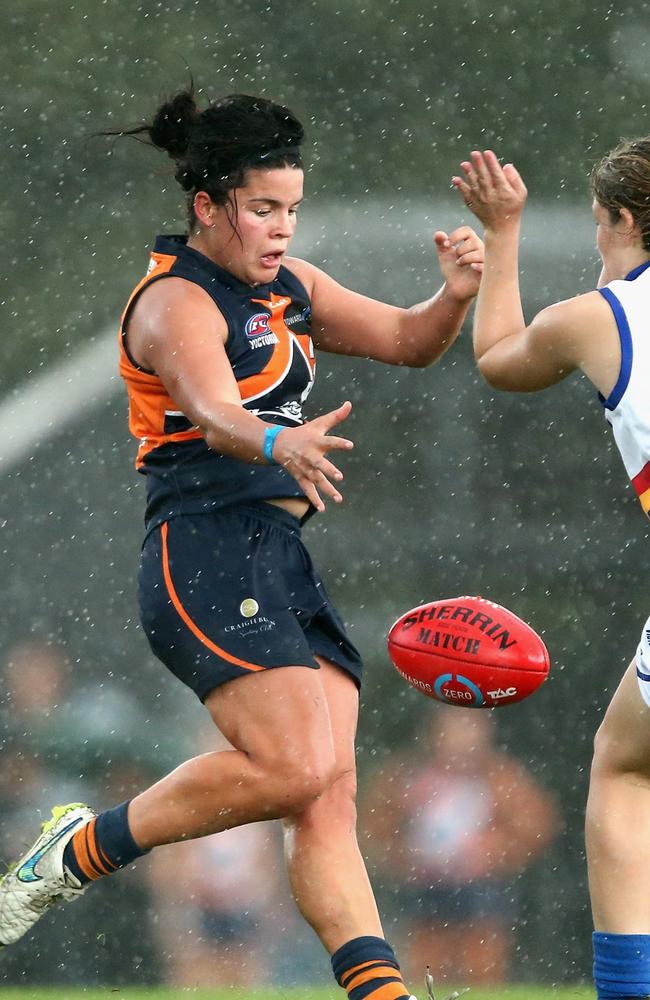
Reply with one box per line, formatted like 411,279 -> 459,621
119,234 -> 316,530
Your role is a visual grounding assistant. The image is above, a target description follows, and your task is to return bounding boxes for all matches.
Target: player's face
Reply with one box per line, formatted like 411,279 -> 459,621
207,166 -> 304,285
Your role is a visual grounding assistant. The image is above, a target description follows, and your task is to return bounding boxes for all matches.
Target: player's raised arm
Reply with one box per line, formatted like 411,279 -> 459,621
452,150 -> 624,395
452,149 -> 527,349
287,224 -> 484,368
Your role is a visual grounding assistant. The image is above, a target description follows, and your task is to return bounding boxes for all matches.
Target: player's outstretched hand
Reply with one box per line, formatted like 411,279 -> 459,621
434,225 -> 484,300
452,149 -> 527,231
272,401 -> 354,512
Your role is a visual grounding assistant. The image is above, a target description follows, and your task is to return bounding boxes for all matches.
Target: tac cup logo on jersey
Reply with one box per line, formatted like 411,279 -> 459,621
240,598 -> 259,618
245,313 -> 279,350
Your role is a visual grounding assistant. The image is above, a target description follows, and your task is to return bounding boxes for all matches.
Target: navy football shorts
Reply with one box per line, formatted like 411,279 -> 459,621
138,502 -> 363,702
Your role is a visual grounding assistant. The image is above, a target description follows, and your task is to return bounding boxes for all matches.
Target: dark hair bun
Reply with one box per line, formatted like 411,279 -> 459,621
149,90 -> 200,161
100,88 -> 305,225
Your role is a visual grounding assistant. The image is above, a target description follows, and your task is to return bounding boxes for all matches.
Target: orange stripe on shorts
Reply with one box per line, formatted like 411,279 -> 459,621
160,521 -> 265,673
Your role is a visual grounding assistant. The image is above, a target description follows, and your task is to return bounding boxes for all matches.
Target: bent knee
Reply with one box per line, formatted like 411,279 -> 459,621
286,763 -> 333,810
327,764 -> 357,805
285,764 -> 358,828
270,748 -> 339,814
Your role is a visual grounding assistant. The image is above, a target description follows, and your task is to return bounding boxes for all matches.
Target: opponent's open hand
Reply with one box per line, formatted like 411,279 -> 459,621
452,150 -> 527,231
272,401 -> 354,512
434,225 -> 484,300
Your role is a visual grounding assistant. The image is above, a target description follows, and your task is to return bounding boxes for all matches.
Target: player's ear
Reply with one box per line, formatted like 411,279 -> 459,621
618,205 -> 637,239
193,191 -> 216,229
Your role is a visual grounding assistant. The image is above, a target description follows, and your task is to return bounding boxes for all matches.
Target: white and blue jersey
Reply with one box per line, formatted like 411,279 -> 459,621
599,260 -> 650,705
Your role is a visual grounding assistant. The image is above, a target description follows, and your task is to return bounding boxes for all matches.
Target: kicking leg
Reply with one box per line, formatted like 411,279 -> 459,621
129,664 -> 337,846
0,664 -> 337,945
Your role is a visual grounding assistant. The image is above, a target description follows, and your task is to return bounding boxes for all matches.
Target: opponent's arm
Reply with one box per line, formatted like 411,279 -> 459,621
286,226 -> 483,368
452,150 -> 620,394
127,278 -> 353,511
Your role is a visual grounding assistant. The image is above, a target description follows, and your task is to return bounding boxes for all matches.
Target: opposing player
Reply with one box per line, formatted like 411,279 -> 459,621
453,140 -> 650,1000
0,89 -> 483,999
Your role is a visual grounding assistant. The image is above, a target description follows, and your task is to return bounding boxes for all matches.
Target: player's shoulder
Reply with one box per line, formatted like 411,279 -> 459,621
137,274 -> 219,311
282,256 -> 323,297
533,290 -> 612,339
130,275 -> 226,336
530,290 -> 621,389
537,289 -> 608,320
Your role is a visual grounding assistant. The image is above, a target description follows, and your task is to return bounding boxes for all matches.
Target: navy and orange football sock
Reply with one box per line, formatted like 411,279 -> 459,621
332,936 -> 411,1000
63,800 -> 149,885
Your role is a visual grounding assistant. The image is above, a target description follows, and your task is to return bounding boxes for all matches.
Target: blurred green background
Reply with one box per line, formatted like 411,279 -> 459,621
2,0 -> 650,991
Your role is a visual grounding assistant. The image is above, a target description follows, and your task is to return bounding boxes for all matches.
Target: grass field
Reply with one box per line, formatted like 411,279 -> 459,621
0,988 -> 596,1000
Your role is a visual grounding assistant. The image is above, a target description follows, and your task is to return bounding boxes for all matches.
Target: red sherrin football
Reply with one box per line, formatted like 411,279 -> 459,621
387,596 -> 550,708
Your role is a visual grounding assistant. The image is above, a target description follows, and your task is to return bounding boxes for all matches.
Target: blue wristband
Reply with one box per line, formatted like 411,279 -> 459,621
263,425 -> 283,463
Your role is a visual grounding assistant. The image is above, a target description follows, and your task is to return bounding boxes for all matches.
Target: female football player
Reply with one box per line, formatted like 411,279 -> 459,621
453,141 -> 650,1000
0,88 -> 483,1000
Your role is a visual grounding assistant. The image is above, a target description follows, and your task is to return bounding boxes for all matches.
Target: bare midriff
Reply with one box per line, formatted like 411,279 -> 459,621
264,497 -> 311,519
